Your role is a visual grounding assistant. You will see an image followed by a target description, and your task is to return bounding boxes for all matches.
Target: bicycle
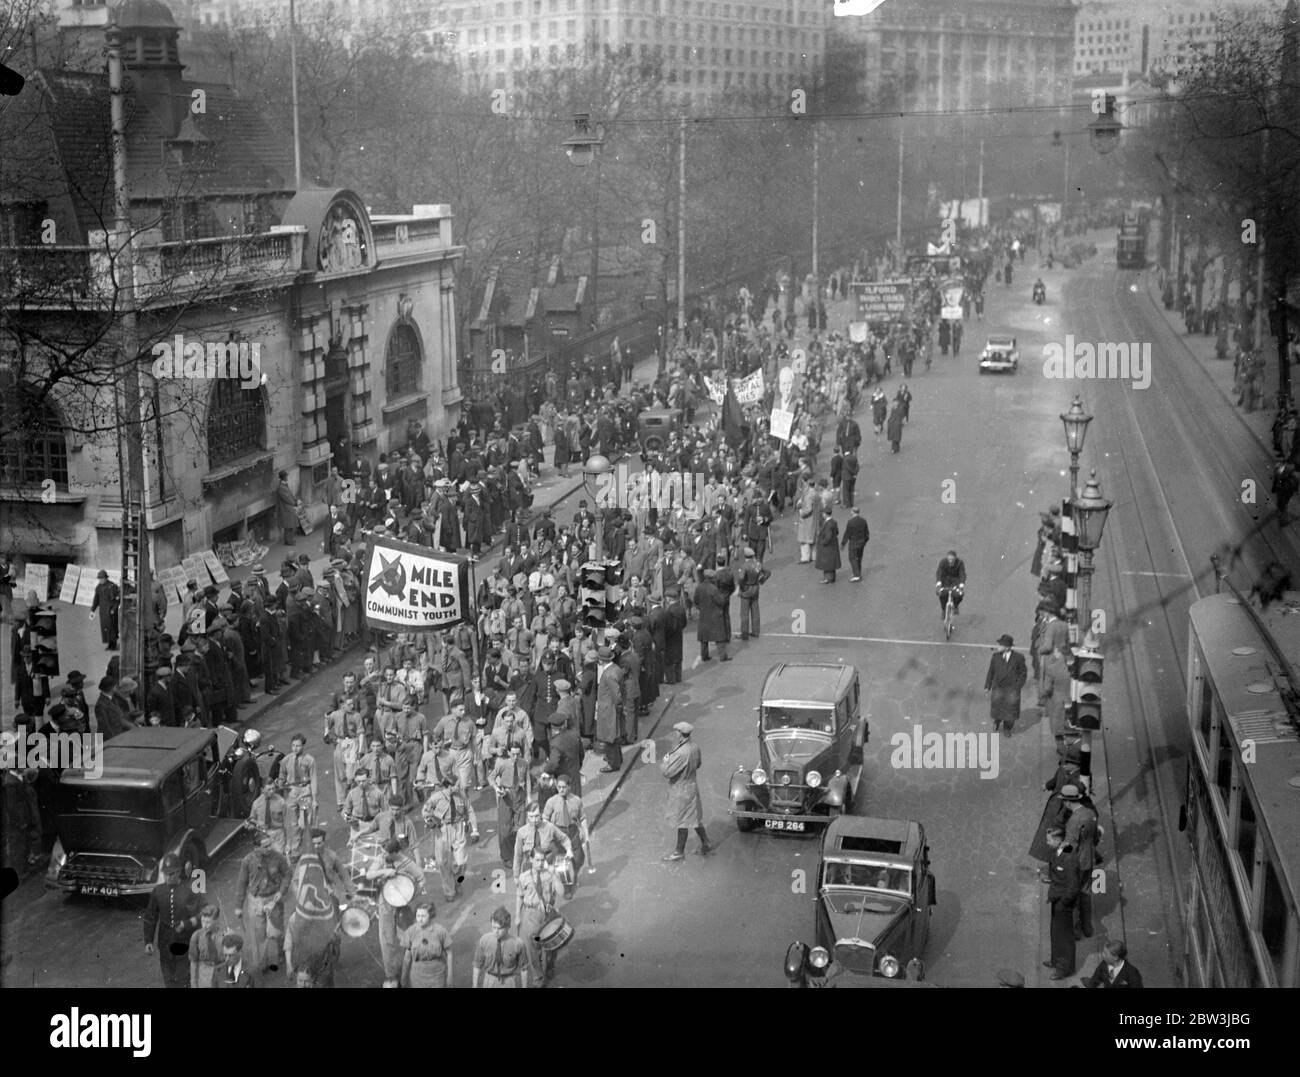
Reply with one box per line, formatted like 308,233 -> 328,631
941,585 -> 964,639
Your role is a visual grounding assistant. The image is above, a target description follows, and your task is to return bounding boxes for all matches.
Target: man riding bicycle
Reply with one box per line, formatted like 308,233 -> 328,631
935,551 -> 967,617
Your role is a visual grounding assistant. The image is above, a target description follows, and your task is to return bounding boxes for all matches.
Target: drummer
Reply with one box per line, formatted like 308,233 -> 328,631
511,801 -> 574,880
515,846 -> 563,988
542,774 -> 589,899
342,767 -> 384,843
370,838 -> 425,988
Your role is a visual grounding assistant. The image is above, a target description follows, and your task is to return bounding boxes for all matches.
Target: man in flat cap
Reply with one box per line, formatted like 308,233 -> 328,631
985,634 -> 1027,737
661,721 -> 710,861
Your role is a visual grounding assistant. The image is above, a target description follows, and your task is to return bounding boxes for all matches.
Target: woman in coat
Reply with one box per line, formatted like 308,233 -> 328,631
815,511 -> 841,584
552,417 -> 571,478
886,404 -> 904,455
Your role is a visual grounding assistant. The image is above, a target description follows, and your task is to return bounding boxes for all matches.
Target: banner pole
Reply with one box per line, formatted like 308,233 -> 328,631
467,556 -> 481,679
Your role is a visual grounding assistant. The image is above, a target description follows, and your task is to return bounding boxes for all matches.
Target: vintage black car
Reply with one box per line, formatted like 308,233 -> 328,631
788,815 -> 936,982
636,406 -> 681,454
45,726 -> 261,897
728,663 -> 866,834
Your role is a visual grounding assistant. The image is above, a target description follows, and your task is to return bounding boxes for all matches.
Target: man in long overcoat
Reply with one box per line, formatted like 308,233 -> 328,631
90,570 -> 120,649
661,721 -> 710,861
463,483 -> 491,555
594,646 -> 624,772
694,570 -> 729,662
886,404 -> 905,455
276,470 -> 299,546
660,590 -> 687,684
984,634 -> 1027,735
815,510 -> 841,584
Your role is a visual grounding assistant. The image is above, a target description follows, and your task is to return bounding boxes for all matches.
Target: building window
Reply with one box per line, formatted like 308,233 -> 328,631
206,380 -> 267,468
0,379 -> 68,488
385,321 -> 423,402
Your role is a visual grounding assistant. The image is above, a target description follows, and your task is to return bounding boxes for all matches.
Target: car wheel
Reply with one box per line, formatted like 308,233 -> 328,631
229,754 -> 262,818
179,839 -> 206,882
736,809 -> 758,833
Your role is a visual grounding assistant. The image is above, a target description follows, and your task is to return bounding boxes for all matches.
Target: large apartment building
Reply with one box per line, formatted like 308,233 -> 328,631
165,0 -> 827,107
826,0 -> 1077,113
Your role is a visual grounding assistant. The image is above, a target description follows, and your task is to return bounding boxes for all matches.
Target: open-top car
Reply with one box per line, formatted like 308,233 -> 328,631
728,663 -> 866,834
786,815 -> 936,983
978,335 -> 1019,374
46,726 -> 261,897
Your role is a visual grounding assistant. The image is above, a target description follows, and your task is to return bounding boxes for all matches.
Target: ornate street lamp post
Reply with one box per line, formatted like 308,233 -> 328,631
581,453 -> 614,562
1060,396 -> 1093,499
1072,469 -> 1113,642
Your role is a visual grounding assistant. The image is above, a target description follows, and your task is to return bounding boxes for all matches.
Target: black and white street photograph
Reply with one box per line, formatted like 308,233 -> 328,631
1,0 -> 1298,1022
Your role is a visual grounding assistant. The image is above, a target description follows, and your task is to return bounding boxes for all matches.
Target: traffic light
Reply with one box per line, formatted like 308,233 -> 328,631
580,563 -> 607,628
31,605 -> 60,677
602,560 -> 624,623
1068,640 -> 1103,731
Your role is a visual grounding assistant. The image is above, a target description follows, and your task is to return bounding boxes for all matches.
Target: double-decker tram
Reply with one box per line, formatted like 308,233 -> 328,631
1117,209 -> 1147,269
1181,566 -> 1300,987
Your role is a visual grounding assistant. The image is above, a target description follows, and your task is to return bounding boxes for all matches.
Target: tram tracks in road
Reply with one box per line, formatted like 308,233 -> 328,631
1061,263 -> 1296,981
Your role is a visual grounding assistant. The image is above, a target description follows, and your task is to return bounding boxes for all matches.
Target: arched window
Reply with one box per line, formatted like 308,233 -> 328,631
385,321 -> 423,401
207,380 -> 267,468
0,378 -> 68,489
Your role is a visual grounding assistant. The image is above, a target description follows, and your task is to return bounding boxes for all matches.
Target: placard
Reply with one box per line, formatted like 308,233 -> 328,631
849,321 -> 869,344
733,368 -> 765,404
852,280 -> 910,320
21,564 -> 50,603
180,555 -> 205,586
200,549 -> 230,585
59,564 -> 82,605
73,568 -> 97,607
362,537 -> 473,631
770,408 -> 795,442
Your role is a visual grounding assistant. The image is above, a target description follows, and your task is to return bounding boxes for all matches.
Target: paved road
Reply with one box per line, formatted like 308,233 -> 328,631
7,239 -> 1288,988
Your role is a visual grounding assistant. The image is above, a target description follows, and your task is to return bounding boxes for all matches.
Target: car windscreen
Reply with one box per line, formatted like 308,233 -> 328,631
762,706 -> 834,734
57,784 -> 153,816
823,862 -> 912,895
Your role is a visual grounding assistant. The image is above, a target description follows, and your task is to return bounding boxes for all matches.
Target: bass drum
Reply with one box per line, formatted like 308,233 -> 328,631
341,905 -> 372,937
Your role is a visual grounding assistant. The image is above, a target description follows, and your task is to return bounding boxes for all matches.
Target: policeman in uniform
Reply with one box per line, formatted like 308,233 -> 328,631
143,852 -> 203,988
422,775 -> 480,901
234,828 -> 291,974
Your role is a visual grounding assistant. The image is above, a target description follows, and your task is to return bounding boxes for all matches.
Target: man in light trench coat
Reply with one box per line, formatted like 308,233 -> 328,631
661,722 -> 711,861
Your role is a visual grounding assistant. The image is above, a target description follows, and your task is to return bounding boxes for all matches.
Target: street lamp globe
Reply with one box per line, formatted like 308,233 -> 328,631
563,113 -> 605,168
582,453 -> 614,507
1073,470 -> 1113,551
1060,396 -> 1093,456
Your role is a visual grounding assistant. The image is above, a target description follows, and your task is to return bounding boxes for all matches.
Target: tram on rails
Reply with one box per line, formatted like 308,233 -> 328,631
1180,569 -> 1300,988
1116,209 -> 1148,269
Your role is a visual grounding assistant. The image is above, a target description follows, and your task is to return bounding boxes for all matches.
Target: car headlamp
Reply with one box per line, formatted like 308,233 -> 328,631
808,946 -> 830,970
806,770 -> 822,789
879,954 -> 901,978
751,767 -> 767,786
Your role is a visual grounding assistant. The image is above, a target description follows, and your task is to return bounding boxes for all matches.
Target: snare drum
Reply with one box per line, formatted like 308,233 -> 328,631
554,858 -> 576,888
536,914 -> 574,952
382,874 -> 416,908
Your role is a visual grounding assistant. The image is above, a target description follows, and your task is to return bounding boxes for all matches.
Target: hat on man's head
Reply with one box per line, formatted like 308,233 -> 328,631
672,721 -> 694,736
997,634 -> 1014,647
155,665 -> 172,678
583,651 -> 599,665
1059,784 -> 1082,801
252,563 -> 266,575
204,584 -> 220,598
118,677 -> 138,692
97,570 -> 108,579
553,678 -> 571,692
66,670 -> 85,685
